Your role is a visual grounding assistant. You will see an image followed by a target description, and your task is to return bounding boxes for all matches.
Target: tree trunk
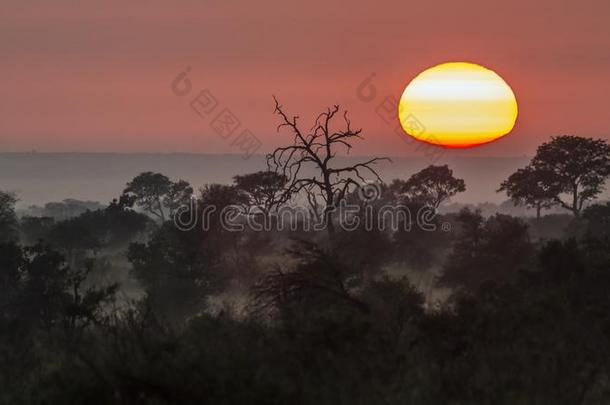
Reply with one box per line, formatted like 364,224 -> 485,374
324,205 -> 335,239
572,184 -> 579,217
157,197 -> 166,222
324,180 -> 336,242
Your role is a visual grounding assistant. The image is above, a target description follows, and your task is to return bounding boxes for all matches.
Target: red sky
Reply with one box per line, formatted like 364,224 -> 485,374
1,0 -> 609,157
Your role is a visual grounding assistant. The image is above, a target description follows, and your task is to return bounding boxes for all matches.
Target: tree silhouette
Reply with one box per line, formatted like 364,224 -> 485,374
498,165 -> 556,218
123,172 -> 171,221
233,171 -> 288,215
531,136 -> 610,216
164,179 -> 194,218
122,172 -> 193,222
3,242 -> 117,329
399,164 -> 465,210
267,97 -> 389,238
439,209 -> 534,290
0,191 -> 18,243
19,216 -> 55,245
128,223 -> 223,321
252,240 -> 369,314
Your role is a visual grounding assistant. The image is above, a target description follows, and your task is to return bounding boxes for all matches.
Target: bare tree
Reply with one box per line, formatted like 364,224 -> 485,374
267,97 -> 389,238
250,240 -> 369,315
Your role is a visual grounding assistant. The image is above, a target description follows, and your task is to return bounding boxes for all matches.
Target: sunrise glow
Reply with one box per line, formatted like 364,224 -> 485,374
398,62 -> 518,148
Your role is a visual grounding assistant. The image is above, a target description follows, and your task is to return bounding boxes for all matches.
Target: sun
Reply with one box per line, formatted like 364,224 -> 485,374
398,62 -> 518,148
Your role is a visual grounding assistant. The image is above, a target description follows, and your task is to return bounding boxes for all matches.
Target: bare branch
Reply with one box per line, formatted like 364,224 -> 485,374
267,97 -> 390,237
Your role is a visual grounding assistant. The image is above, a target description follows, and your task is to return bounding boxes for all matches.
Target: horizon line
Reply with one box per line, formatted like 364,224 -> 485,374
0,151 -> 532,159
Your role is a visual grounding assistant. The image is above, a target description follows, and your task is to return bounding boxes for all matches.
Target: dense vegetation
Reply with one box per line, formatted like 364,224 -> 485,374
2,128 -> 610,404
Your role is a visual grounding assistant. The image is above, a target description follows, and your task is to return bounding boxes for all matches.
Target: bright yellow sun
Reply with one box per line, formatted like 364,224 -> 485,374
398,62 -> 518,148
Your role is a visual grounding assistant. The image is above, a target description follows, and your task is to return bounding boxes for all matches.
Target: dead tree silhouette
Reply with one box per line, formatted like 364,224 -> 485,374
267,96 -> 389,240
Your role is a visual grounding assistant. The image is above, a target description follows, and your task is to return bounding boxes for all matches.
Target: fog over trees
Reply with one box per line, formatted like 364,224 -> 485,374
2,131 -> 610,403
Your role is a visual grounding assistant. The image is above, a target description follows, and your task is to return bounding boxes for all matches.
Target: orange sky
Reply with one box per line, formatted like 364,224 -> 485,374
1,0 -> 609,157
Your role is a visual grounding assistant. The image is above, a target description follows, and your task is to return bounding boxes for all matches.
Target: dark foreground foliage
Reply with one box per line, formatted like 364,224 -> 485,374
2,206 -> 610,404
2,134 -> 610,403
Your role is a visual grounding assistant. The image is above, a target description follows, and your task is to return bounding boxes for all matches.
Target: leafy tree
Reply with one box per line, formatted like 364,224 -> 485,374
400,165 -> 466,210
233,170 -> 288,215
0,242 -> 23,315
42,199 -> 105,221
75,200 -> 152,247
0,242 -> 117,403
532,136 -> 610,216
200,183 -> 248,208
48,217 -> 100,269
19,216 -> 55,245
164,179 -> 194,217
0,191 -> 18,243
123,172 -> 171,221
333,183 -> 398,275
127,184 -> 244,320
198,183 -> 250,231
498,165 -> 556,218
439,210 -> 534,290
575,203 -> 610,266
128,222 -> 224,320
393,204 -> 453,271
434,241 -> 610,404
122,172 -> 193,222
581,202 -> 610,241
1,242 -> 116,328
